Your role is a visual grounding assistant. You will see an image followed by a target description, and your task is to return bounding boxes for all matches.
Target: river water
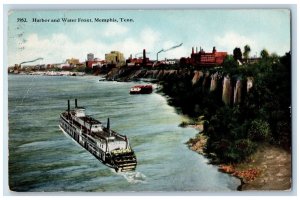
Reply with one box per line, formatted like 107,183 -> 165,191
8,75 -> 240,192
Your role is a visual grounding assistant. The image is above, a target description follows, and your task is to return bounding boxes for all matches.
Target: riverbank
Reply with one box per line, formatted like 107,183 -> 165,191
169,104 -> 291,191
9,71 -> 85,76
104,65 -> 291,191
236,144 -> 291,191
187,131 -> 291,191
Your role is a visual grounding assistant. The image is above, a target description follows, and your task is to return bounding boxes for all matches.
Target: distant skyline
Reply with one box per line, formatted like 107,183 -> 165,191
7,9 -> 291,66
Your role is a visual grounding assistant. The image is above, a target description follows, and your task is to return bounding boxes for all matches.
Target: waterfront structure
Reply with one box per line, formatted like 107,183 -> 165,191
86,60 -> 106,68
66,58 -> 80,65
192,46 -> 227,66
105,51 -> 125,67
180,46 -> 227,67
87,53 -> 94,61
126,49 -> 152,67
59,63 -> 71,69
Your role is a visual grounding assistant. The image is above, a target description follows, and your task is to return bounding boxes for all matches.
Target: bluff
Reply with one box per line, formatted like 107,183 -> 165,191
105,51 -> 291,165
105,52 -> 291,190
106,67 -> 254,113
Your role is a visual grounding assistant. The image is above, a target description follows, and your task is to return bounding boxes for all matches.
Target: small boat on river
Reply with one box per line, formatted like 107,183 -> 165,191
130,85 -> 153,94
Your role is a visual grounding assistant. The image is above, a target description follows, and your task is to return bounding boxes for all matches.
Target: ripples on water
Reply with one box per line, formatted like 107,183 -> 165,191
8,75 -> 240,192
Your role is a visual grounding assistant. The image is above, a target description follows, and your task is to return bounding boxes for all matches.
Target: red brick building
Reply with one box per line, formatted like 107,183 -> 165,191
126,49 -> 152,67
181,47 -> 227,66
86,60 -> 106,68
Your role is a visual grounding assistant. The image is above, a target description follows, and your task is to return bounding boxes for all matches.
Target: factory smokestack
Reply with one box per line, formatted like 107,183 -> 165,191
213,46 -> 216,53
192,47 -> 194,54
143,49 -> 146,65
75,99 -> 78,108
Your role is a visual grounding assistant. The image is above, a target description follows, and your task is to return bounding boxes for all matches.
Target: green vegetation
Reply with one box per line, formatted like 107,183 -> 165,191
161,49 -> 291,164
248,119 -> 271,141
260,49 -> 269,59
243,45 -> 251,60
233,47 -> 242,61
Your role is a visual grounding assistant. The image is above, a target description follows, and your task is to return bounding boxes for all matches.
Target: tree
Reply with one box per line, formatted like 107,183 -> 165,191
222,55 -> 238,69
243,45 -> 251,59
260,49 -> 269,59
233,47 -> 242,61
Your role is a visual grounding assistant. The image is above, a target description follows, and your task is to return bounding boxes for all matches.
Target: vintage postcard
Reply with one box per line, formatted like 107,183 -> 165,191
6,9 -> 292,193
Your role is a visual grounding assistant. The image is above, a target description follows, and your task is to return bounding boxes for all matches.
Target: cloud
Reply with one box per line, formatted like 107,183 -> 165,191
214,31 -> 290,56
214,32 -> 257,55
140,28 -> 161,50
8,27 -> 164,65
9,33 -> 108,65
103,23 -> 129,37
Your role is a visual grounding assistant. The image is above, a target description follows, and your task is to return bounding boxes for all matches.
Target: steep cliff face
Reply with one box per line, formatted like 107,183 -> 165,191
222,75 -> 232,105
106,68 -> 253,107
106,68 -> 180,81
210,73 -> 220,92
247,77 -> 254,92
192,71 -> 251,106
234,79 -> 242,104
192,71 -> 203,85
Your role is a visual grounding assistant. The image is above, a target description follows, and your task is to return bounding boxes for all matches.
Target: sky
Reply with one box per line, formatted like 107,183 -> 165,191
7,9 -> 291,66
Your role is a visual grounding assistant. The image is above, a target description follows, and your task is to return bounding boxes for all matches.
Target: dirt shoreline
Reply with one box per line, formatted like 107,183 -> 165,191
235,144 -> 291,191
186,128 -> 291,191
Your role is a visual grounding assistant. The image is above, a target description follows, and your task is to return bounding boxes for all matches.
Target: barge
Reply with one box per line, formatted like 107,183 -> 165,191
59,99 -> 137,172
130,85 -> 153,94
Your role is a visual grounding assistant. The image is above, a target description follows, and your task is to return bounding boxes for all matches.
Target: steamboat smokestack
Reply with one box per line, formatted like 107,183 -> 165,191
107,118 -> 110,130
67,99 -> 70,113
75,99 -> 78,108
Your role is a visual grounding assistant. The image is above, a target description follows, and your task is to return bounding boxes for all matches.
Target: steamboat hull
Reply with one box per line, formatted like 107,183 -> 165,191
59,100 -> 137,172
